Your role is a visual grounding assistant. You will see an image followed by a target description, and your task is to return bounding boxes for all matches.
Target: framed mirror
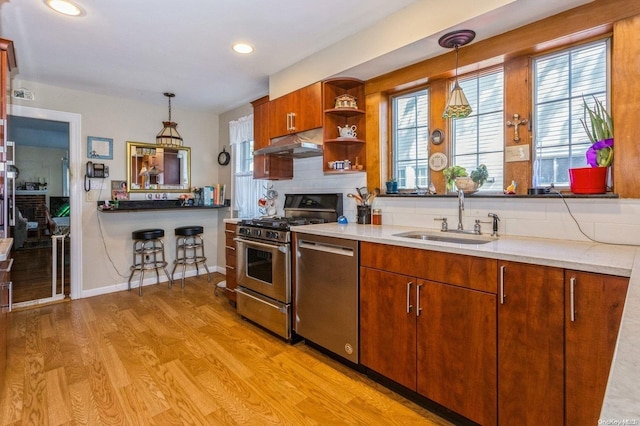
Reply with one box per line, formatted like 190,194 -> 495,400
126,141 -> 191,193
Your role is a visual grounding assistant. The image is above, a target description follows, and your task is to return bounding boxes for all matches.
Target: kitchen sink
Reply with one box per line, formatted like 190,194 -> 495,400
393,231 -> 494,245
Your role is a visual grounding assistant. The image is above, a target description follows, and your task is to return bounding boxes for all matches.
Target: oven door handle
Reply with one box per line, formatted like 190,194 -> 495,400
237,288 -> 286,313
235,237 -> 289,253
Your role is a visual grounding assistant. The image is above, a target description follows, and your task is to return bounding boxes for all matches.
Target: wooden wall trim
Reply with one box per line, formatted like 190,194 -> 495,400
365,0 -> 640,95
503,57 -> 531,195
611,15 -> 640,197
364,0 -> 640,197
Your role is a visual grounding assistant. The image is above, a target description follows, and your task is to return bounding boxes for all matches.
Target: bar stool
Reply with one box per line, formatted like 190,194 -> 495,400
172,225 -> 211,288
128,228 -> 173,296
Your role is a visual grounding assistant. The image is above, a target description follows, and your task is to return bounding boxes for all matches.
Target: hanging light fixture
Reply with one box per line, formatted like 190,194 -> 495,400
156,92 -> 184,147
440,30 -> 476,119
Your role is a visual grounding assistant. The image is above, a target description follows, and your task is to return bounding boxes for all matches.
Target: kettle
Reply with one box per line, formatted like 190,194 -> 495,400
338,125 -> 357,138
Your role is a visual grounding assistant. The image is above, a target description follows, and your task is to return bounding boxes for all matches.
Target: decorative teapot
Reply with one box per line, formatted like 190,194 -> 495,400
338,125 -> 357,138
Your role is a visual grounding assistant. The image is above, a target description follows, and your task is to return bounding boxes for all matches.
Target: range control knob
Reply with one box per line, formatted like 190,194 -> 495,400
266,231 -> 279,240
252,229 -> 262,237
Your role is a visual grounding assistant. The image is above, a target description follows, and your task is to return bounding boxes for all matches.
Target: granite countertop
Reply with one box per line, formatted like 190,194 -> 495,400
292,222 -> 640,418
0,238 -> 13,261
292,223 -> 637,276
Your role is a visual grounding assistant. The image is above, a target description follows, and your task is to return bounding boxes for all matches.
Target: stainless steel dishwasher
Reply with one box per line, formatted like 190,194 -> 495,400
295,233 -> 359,364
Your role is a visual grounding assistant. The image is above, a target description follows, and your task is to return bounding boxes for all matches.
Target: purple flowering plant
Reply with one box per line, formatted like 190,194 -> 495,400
580,96 -> 613,167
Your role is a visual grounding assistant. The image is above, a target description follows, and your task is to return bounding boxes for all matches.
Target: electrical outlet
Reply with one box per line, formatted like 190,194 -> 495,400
86,190 -> 96,202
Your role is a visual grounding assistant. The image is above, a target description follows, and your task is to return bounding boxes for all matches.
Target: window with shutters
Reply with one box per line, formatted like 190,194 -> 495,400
391,88 -> 429,190
532,39 -> 610,186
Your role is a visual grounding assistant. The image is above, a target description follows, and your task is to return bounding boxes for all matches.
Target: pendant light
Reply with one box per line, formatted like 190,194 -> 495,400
156,92 -> 183,147
440,30 -> 476,119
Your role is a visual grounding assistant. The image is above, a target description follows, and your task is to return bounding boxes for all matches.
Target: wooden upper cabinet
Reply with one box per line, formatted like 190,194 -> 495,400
251,96 -> 293,180
251,96 -> 270,150
565,270 -> 629,426
269,82 -> 322,139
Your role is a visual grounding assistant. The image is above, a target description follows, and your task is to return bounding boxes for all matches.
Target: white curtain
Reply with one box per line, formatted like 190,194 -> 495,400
230,114 -> 264,218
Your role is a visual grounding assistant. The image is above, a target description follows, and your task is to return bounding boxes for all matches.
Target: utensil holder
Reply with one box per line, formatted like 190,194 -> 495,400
357,206 -> 371,224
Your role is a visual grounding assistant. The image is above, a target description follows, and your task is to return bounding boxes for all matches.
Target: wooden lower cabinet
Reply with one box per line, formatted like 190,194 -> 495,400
360,268 -> 417,389
497,261 -> 565,425
360,242 -> 497,425
224,223 -> 237,303
417,280 -> 496,426
360,243 -> 629,425
565,270 -> 628,426
498,262 -> 629,425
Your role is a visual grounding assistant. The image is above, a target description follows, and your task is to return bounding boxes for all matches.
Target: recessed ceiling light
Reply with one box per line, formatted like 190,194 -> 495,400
232,43 -> 254,54
45,0 -> 84,16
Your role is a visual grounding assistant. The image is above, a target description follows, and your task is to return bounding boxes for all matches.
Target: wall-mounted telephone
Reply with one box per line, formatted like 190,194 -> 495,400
86,161 -> 108,178
85,161 -> 109,191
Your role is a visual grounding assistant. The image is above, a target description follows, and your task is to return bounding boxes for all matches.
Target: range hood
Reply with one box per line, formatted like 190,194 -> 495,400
254,134 -> 323,158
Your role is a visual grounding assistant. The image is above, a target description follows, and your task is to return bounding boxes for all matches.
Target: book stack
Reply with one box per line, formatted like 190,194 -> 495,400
203,184 -> 226,206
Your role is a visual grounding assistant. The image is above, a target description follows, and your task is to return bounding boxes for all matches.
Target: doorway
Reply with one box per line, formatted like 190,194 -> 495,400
7,105 -> 82,306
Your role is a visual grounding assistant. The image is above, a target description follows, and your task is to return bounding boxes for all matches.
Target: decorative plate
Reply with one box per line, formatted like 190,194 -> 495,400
428,152 -> 448,171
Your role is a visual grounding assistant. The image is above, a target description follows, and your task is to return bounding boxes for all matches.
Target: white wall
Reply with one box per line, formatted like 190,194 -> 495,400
15,145 -> 66,196
9,79 -> 225,294
216,103 -> 253,267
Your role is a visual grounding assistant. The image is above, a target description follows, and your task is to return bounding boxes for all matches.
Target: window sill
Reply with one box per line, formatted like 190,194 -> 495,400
379,192 -> 619,199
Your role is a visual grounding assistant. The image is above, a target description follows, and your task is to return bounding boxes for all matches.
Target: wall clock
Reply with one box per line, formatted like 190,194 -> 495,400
218,147 -> 231,166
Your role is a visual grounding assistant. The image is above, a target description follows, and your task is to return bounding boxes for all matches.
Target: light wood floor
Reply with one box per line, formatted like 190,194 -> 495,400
0,274 -> 452,425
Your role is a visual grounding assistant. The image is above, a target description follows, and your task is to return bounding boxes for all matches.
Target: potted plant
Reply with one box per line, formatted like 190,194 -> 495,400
569,96 -> 613,193
443,165 -> 468,192
385,178 -> 398,194
470,164 -> 489,187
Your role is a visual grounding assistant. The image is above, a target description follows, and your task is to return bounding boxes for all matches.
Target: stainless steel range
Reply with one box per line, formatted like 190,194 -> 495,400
235,193 -> 342,341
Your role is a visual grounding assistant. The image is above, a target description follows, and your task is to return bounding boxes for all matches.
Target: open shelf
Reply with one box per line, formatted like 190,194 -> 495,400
322,78 -> 366,173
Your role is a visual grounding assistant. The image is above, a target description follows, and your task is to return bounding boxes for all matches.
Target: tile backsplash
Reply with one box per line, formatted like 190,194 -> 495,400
267,157 -> 640,245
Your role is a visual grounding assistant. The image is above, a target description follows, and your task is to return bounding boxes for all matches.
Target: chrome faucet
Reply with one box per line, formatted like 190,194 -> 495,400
457,189 -> 465,231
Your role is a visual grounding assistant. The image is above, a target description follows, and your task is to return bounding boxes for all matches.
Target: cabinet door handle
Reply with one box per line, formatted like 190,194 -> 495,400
226,265 -> 235,270
406,281 -> 413,313
416,283 -> 423,317
290,112 -> 296,131
263,157 -> 269,175
286,113 -> 291,131
499,265 -> 506,304
570,276 -> 576,322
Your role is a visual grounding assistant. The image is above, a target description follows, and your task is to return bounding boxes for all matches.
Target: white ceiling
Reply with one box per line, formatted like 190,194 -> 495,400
0,0 -> 591,114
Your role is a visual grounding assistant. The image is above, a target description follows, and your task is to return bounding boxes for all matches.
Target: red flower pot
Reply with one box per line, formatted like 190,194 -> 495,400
568,167 -> 608,194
